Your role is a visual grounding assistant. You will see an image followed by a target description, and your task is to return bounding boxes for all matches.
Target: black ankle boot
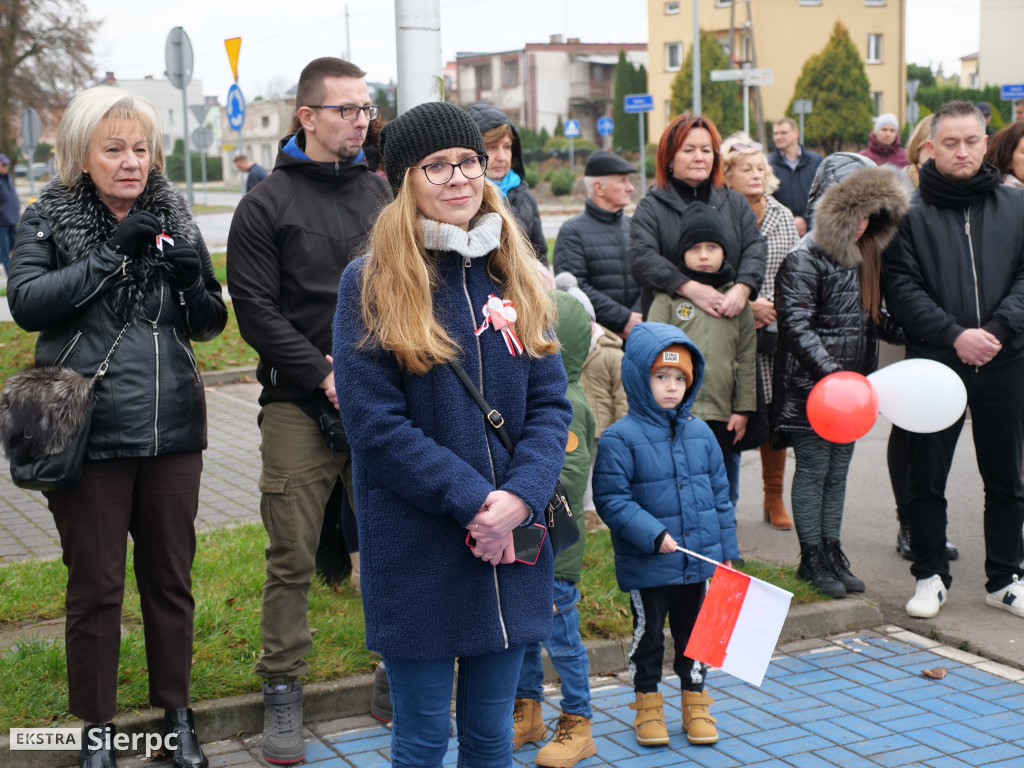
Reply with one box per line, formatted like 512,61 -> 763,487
164,708 -> 209,768
823,538 -> 865,593
797,541 -> 846,598
80,723 -> 117,768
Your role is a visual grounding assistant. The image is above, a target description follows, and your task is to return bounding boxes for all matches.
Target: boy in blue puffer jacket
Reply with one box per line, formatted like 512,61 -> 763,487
593,321 -> 738,749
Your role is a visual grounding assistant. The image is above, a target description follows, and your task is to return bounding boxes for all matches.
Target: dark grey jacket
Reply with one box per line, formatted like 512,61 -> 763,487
8,173 -> 226,459
628,182 -> 767,317
768,146 -> 823,226
552,199 -> 640,332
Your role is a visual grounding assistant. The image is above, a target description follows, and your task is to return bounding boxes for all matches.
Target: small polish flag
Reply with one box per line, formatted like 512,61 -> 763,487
682,550 -> 792,687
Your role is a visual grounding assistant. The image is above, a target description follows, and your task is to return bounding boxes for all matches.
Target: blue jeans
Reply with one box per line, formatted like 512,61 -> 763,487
385,645 -> 527,768
723,449 -> 741,511
515,579 -> 592,718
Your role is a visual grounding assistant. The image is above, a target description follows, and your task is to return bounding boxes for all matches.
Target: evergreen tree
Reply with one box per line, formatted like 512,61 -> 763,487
789,22 -> 873,155
612,51 -> 638,151
670,30 -> 742,135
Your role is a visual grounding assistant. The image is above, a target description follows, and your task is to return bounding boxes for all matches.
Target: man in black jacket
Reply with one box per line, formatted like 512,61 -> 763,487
226,57 -> 391,765
884,100 -> 1024,622
768,118 -> 822,236
553,150 -> 642,337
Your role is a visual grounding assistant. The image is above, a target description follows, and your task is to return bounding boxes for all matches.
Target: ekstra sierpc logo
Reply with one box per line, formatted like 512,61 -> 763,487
10,728 -> 179,756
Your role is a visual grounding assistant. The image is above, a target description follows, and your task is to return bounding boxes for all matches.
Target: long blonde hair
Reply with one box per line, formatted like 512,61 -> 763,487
359,173 -> 557,375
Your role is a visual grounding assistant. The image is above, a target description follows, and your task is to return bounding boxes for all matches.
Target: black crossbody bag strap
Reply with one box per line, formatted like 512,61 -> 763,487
450,359 -> 513,453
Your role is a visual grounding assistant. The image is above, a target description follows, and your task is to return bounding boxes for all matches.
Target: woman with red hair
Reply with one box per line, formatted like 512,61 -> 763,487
629,115 -> 766,321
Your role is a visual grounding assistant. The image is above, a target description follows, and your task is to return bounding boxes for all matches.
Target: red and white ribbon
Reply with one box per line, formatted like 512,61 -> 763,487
474,294 -> 523,356
155,231 -> 175,252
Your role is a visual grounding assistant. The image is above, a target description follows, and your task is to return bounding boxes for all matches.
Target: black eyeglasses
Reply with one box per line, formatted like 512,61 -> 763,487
307,104 -> 380,120
419,155 -> 489,185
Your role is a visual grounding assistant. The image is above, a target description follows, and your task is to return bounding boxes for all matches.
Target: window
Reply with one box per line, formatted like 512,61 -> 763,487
865,0 -> 885,5
970,73 -> 980,88
799,0 -> 821,5
664,1 -> 679,13
715,0 -> 732,6
475,64 -> 491,90
502,59 -> 519,88
867,34 -> 883,63
665,42 -> 682,72
167,109 -> 174,126
261,116 -> 269,129
871,92 -> 883,116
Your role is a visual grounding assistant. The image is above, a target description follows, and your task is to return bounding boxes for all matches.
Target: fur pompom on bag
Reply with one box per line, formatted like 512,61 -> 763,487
0,366 -> 95,464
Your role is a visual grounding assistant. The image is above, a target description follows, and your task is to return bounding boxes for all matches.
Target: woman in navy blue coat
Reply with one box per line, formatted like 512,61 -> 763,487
332,102 -> 572,768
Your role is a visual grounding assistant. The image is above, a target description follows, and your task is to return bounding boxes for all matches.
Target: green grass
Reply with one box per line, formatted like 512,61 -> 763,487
0,525 -> 820,729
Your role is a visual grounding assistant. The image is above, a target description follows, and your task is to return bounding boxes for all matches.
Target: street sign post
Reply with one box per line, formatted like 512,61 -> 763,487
165,27 -> 195,206
225,38 -> 244,193
191,126 -> 214,206
564,119 -> 580,172
711,69 -> 773,136
1000,84 -> 1024,101
624,94 -> 653,192
21,107 -> 41,196
792,98 -> 813,139
597,115 -> 614,150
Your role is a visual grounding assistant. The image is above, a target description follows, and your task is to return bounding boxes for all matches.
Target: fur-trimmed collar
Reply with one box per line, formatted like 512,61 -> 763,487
36,172 -> 196,320
811,166 -> 909,268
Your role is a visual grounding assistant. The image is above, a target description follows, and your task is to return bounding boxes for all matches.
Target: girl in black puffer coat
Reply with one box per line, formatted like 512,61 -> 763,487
771,153 -> 908,599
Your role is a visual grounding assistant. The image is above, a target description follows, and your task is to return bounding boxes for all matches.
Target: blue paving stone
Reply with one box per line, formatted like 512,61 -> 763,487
955,743 -> 1024,763
722,705 -> 790,732
875,675 -> 955,698
721,685 -> 781,707
840,685 -> 903,709
741,724 -> 814,747
845,732 -> 927,757
326,729 -> 392,749
920,756 -> 977,768
713,737 -> 772,764
781,669 -> 838,688
302,740 -> 339,762
784,753 -> 841,768
939,691 -> 1011,715
835,664 -> 888,686
859,702 -> 928,725
854,659 -> 916,680
987,722 -> 1024,745
815,690 -> 875,714
797,677 -> 855,696
714,710 -> 764,737
768,657 -> 819,675
609,749 -> 691,767
778,703 -> 848,725
872,710 -> 947,731
673,746 -> 741,768
800,718 -> 871,746
814,744 -> 894,767
985,684 -> 1024,706
872,744 -> 945,767
346,750 -> 391,768
589,735 -> 637,762
759,734 -> 833,758
828,714 -> 894,740
305,757 -> 350,767
970,708 -> 1024,732
945,665 -> 1008,689
772,694 -> 830,715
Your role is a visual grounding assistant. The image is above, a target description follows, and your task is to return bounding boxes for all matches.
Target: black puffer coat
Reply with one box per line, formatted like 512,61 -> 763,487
628,181 -> 767,317
771,154 -> 909,440
465,103 -> 547,261
552,199 -> 640,332
8,173 -> 227,459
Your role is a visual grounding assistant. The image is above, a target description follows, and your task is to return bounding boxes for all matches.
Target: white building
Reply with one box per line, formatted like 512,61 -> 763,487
98,73 -> 207,156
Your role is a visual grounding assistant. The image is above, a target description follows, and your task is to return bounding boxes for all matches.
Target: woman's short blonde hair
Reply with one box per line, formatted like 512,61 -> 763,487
905,115 -> 934,167
720,132 -> 779,195
55,86 -> 164,187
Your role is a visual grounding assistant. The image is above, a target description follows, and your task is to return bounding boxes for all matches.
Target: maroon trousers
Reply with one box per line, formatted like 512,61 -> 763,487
46,453 -> 202,723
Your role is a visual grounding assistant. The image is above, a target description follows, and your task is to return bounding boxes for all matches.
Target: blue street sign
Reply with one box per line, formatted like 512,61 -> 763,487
564,119 -> 581,138
624,93 -> 654,114
597,116 -> 614,136
1001,84 -> 1024,101
227,83 -> 246,131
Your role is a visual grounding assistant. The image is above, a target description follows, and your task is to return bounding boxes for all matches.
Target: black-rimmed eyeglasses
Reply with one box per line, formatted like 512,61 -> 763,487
307,104 -> 380,120
419,155 -> 489,185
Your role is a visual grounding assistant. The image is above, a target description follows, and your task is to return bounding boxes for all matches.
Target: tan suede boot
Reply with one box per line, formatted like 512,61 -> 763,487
682,689 -> 719,744
349,552 -> 361,593
760,442 -> 793,530
512,698 -> 546,750
629,691 -> 669,746
535,713 -> 597,768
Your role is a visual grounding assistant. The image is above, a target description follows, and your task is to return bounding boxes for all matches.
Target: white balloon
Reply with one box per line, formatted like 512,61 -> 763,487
867,359 -> 967,433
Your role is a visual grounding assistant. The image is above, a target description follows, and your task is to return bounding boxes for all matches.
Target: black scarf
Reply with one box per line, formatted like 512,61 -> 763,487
669,175 -> 712,204
680,259 -> 735,289
918,159 -> 1001,209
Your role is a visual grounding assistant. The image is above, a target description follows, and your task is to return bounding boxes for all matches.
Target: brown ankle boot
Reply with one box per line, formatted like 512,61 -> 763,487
682,689 -> 719,744
512,698 -> 546,750
629,691 -> 669,746
760,442 -> 793,530
535,713 -> 597,768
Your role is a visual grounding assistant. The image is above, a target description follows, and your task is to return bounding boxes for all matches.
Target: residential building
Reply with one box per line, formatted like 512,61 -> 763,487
959,53 -> 980,90
647,1 -> 906,142
452,35 -> 647,143
976,0 -> 1024,90
219,97 -> 295,186
99,72 -> 206,156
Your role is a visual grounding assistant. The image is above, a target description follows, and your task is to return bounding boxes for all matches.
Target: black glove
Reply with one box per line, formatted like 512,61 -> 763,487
165,243 -> 202,289
107,211 -> 162,256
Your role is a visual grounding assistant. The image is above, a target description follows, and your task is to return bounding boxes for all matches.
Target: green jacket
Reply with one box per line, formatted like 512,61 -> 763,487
647,286 -> 756,422
553,290 -> 597,583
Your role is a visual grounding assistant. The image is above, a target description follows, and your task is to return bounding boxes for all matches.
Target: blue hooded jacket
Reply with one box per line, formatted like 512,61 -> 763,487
593,322 -> 738,591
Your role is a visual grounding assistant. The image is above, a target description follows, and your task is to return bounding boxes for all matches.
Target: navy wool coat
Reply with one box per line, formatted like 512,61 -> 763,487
333,246 -> 572,660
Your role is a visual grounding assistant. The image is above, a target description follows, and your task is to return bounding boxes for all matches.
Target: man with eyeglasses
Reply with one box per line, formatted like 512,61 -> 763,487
227,56 -> 391,766
768,117 -> 822,236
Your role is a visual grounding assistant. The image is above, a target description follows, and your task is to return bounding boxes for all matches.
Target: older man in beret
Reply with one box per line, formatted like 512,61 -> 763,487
553,150 -> 642,338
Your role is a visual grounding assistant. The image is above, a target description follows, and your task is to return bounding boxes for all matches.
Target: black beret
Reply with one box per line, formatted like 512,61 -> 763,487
584,150 -> 637,177
379,102 -> 487,194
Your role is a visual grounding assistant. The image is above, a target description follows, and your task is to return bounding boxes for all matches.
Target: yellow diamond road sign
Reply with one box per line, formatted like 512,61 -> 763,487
224,37 -> 241,82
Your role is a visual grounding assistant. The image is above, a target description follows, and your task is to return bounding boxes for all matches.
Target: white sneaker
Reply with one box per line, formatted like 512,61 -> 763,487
906,575 -> 947,618
986,575 -> 1024,617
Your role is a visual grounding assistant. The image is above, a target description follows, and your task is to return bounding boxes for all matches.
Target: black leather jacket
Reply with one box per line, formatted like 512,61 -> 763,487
8,173 -> 226,459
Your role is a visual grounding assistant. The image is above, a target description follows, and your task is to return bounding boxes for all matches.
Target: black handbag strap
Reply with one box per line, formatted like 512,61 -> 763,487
449,360 -> 513,453
89,319 -> 133,388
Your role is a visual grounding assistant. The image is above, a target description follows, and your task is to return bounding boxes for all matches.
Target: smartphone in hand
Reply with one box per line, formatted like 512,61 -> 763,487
465,523 -> 547,565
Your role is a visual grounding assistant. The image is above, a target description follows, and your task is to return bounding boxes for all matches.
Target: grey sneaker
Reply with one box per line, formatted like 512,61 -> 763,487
262,681 -> 304,764
370,663 -> 392,723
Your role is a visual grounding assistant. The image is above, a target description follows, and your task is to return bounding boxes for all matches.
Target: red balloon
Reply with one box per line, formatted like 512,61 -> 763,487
806,372 -> 879,443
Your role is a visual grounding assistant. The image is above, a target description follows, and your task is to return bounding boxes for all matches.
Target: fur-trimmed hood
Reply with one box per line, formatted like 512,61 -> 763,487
806,152 -> 909,268
35,171 -> 197,320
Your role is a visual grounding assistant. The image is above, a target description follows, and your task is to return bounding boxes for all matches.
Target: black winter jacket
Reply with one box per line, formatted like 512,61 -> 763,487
465,103 -> 547,261
771,154 -> 908,439
552,199 -> 640,332
768,146 -> 823,227
227,132 -> 391,404
8,173 -> 226,459
883,166 -> 1024,368
628,182 -> 767,317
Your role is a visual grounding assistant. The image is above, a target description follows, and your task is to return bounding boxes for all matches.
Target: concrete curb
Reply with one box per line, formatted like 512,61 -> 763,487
1,596 -> 880,768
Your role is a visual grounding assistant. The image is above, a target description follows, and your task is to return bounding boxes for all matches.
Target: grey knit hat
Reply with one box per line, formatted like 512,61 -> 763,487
379,101 -> 487,194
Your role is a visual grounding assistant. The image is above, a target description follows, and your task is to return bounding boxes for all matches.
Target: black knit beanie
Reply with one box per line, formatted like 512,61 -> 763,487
678,202 -> 728,256
379,101 -> 487,194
